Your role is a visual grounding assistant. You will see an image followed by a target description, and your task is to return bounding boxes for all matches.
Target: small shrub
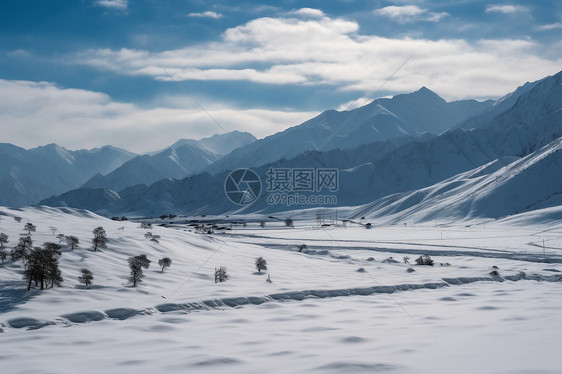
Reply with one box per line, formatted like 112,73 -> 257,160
403,256 -> 410,264
255,257 -> 267,273
65,235 -> 79,250
406,267 -> 415,273
284,218 -> 294,227
214,266 -> 228,283
415,255 -> 434,266
158,257 -> 172,272
24,223 -> 36,235
144,232 -> 160,243
78,269 -> 94,289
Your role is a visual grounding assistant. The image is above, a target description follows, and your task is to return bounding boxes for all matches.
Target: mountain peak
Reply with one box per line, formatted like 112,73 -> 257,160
413,86 -> 442,99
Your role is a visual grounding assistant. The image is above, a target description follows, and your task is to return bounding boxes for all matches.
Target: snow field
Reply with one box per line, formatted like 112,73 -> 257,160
0,206 -> 561,373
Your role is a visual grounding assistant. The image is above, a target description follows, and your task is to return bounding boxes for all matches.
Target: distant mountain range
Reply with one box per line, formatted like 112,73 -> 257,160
0,144 -> 135,207
82,131 -> 256,192
204,87 -> 493,174
0,131 -> 256,207
39,70 -> 562,220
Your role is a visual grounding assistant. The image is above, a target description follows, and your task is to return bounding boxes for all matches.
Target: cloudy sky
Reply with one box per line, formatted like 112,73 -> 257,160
1,0 -> 561,153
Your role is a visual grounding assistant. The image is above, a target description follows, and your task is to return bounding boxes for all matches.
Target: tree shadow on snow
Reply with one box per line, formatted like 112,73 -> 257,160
0,280 -> 38,314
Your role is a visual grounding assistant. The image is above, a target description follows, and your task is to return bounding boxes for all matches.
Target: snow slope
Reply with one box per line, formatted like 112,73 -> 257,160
0,206 -> 561,373
350,136 -> 562,223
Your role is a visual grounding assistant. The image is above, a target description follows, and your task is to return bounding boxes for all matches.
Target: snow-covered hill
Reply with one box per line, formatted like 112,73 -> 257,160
0,206 -> 561,373
0,144 -> 135,207
81,131 -> 256,192
350,136 -> 562,223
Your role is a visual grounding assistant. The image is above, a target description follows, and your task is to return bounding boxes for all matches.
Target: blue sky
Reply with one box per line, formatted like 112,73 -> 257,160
1,0 -> 561,152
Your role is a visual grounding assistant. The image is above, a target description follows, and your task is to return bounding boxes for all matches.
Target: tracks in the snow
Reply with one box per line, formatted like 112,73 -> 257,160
3,272 -> 561,332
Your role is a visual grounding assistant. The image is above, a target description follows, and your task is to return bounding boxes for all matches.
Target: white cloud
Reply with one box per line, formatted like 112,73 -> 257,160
374,5 -> 449,23
337,97 -> 373,111
536,22 -> 562,31
375,5 -> 425,21
95,0 -> 127,10
70,13 -> 561,101
0,79 -> 316,153
485,5 -> 528,14
188,11 -> 223,19
426,11 -> 449,22
287,8 -> 325,18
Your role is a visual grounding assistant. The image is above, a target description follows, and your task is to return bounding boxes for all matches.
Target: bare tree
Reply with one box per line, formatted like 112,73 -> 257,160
0,233 -> 8,249
403,256 -> 410,264
56,233 -> 66,244
49,226 -> 58,235
158,257 -> 172,272
139,222 -> 152,229
128,254 -> 151,287
23,243 -> 63,290
78,269 -> 94,289
12,236 -> 33,261
65,235 -> 80,250
259,221 -> 266,228
92,227 -> 107,251
144,232 -> 160,243
24,222 -> 36,235
255,257 -> 267,273
214,266 -> 228,283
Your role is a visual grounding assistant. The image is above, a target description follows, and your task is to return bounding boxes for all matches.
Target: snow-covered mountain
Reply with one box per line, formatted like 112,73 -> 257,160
81,131 -> 256,192
205,88 -> 493,174
0,144 -> 135,207
350,136 -> 562,223
456,78 -> 542,130
40,71 -> 562,219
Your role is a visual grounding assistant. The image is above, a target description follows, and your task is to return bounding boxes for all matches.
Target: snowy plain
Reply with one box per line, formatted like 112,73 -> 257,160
0,206 -> 561,374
